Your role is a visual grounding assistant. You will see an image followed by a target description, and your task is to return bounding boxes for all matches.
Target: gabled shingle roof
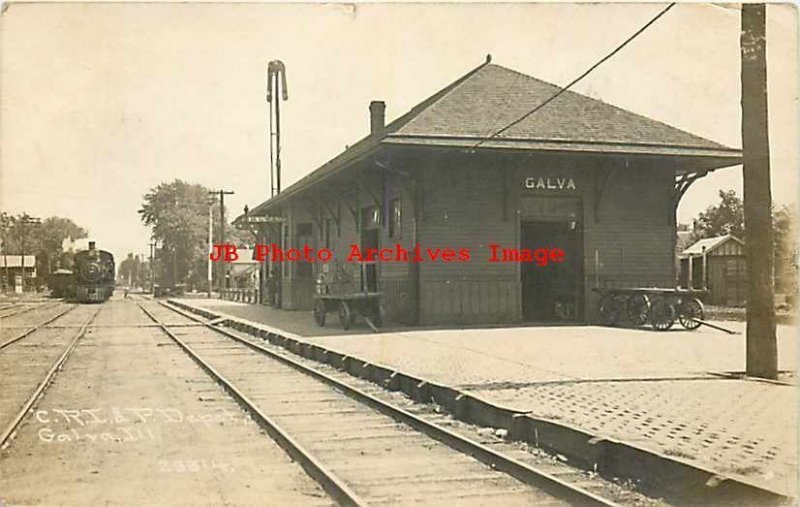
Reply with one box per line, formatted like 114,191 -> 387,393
387,63 -> 738,154
246,60 -> 741,217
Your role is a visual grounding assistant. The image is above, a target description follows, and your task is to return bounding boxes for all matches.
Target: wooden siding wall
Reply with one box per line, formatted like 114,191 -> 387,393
581,159 -> 677,319
678,239 -> 747,306
709,256 -> 747,306
378,170 -> 417,323
281,202 -> 315,310
680,255 -> 747,306
278,167 -> 417,320
513,154 -> 676,322
275,151 -> 678,325
417,157 -> 518,325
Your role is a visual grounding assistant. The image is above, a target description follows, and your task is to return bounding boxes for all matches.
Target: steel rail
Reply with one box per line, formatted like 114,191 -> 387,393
0,305 -> 78,351
0,306 -> 101,448
0,304 -> 27,318
0,302 -> 58,320
137,303 -> 367,507
157,300 -> 617,507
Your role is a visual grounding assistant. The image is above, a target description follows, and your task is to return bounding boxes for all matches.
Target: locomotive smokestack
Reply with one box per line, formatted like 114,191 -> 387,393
89,241 -> 96,250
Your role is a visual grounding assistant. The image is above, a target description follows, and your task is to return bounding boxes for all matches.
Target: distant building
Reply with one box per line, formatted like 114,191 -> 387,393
0,255 -> 38,293
228,248 -> 259,291
679,235 -> 745,306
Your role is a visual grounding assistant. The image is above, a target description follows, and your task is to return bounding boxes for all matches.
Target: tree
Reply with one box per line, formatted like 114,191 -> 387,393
0,212 -> 43,254
139,181 -> 210,287
118,253 -> 141,287
689,191 -> 796,261
0,212 -> 88,286
139,180 -> 252,289
773,204 -> 797,297
36,216 -> 89,276
691,190 -> 745,241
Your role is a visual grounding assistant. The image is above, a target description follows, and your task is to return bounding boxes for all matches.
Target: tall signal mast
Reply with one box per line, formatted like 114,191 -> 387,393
267,60 -> 288,197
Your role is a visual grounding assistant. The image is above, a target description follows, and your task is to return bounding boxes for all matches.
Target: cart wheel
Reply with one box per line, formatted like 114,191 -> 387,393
626,294 -> 650,326
339,301 -> 352,330
313,299 -> 326,327
649,298 -> 675,331
678,298 -> 704,330
598,293 -> 620,326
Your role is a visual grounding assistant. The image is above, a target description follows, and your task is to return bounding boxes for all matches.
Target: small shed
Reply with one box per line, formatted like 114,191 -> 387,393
679,234 -> 745,306
228,248 -> 260,290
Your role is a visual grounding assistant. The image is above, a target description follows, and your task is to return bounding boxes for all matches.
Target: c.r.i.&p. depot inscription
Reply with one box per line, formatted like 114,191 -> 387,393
35,407 -> 255,444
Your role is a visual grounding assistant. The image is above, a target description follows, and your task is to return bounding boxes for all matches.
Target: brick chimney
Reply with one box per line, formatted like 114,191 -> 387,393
369,101 -> 386,136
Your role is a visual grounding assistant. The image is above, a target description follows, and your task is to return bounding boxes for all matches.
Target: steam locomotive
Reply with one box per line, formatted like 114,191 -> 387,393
70,241 -> 115,303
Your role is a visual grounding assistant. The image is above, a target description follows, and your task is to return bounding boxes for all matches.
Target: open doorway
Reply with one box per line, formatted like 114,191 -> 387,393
520,220 -> 582,322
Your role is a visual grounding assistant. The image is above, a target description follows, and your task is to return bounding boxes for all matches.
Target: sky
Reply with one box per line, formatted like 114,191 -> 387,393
1,2 -> 798,262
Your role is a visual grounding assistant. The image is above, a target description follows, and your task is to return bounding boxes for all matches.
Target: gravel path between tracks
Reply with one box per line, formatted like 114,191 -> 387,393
0,299 -> 330,505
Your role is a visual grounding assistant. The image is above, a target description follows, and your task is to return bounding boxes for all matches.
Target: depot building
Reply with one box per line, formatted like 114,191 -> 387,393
239,58 -> 741,325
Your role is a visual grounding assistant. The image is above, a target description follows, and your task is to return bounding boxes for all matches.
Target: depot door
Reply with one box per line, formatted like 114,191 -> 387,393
520,220 -> 583,322
360,206 -> 380,293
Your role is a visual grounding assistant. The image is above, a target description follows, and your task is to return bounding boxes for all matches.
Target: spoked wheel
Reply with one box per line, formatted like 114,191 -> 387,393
626,294 -> 651,326
678,297 -> 704,330
313,299 -> 326,327
338,300 -> 353,330
598,293 -> 621,326
649,298 -> 676,331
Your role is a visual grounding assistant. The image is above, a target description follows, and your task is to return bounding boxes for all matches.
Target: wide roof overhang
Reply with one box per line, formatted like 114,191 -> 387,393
238,135 -> 741,224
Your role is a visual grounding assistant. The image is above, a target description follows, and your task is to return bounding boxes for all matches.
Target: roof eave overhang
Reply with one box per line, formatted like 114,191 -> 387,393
240,133 -> 742,222
241,138 -> 385,219
383,134 -> 742,167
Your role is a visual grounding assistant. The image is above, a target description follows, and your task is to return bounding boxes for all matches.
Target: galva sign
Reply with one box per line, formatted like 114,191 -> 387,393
524,177 -> 577,190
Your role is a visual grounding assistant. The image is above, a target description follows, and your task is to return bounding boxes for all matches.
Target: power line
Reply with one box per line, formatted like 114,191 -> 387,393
472,2 -> 677,151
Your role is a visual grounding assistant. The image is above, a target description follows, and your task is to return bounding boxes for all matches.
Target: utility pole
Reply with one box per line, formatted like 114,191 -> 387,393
149,240 -> 156,295
1,213 -> 8,293
741,3 -> 777,379
267,60 -> 288,197
209,190 -> 234,293
207,198 -> 214,298
19,216 -> 41,293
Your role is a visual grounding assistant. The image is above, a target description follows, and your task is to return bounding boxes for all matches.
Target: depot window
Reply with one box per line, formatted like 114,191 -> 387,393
295,223 -> 313,278
389,198 -> 401,239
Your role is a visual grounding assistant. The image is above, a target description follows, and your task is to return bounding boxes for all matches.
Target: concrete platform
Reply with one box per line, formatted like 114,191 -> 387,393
173,297 -> 798,499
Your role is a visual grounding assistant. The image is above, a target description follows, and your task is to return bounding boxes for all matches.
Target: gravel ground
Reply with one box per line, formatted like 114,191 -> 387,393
0,297 -> 330,505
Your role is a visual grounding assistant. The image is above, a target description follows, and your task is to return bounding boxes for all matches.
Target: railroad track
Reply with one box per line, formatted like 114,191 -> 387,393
0,304 -> 78,351
0,305 -> 101,448
140,300 -> 616,506
0,301 -> 58,320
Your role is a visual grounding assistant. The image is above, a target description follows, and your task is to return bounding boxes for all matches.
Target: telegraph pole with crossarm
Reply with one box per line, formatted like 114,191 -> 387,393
209,190 -> 234,293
